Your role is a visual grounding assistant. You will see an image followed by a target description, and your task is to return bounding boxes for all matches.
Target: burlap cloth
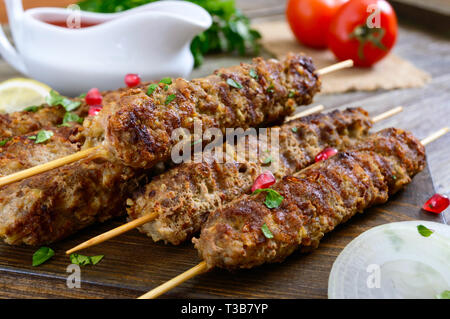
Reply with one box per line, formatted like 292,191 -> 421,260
253,20 -> 431,94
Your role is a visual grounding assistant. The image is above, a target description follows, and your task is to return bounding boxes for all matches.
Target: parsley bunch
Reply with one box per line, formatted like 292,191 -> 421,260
77,0 -> 261,67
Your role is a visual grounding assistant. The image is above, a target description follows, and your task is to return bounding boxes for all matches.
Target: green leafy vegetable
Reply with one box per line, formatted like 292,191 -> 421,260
77,0 -> 261,67
226,78 -> 243,89
262,156 -> 272,165
436,290 -> 450,299
417,224 -> 434,237
261,223 -> 274,239
147,83 -> 158,96
29,130 -> 54,144
32,247 -> 55,266
159,77 -> 172,85
70,253 -> 104,266
0,137 -> 11,146
24,105 -> 40,112
249,68 -> 258,79
252,188 -> 284,209
62,112 -> 84,127
46,90 -> 81,112
165,94 -> 177,105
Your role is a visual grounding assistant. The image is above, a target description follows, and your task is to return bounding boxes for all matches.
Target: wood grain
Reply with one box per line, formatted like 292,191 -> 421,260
0,0 -> 449,299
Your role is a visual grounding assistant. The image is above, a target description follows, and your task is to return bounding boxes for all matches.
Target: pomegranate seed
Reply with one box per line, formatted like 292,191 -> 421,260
85,88 -> 102,106
88,106 -> 103,116
125,73 -> 141,87
315,147 -> 338,162
422,194 -> 449,214
251,171 -> 276,192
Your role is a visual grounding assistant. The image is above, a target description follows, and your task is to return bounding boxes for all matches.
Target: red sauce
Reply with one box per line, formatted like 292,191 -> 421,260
43,20 -> 99,29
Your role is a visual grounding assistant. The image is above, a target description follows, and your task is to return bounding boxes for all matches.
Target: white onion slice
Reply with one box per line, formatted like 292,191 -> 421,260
328,221 -> 450,299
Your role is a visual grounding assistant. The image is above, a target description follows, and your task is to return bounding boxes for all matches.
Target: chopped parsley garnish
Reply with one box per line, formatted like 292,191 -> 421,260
226,78 -> 243,89
191,139 -> 202,146
417,224 -> 434,237
252,188 -> 284,209
165,94 -> 176,105
29,130 -> 54,144
46,90 -> 81,112
147,83 -> 158,96
436,290 -> 450,299
159,77 -> 172,85
267,83 -> 274,93
291,127 -> 298,133
249,69 -> 258,79
24,105 -> 40,112
261,223 -> 274,239
0,137 -> 11,146
262,156 -> 272,165
70,253 -> 104,266
78,92 -> 87,98
392,175 -> 397,180
62,112 -> 83,127
288,90 -> 295,98
32,247 -> 55,266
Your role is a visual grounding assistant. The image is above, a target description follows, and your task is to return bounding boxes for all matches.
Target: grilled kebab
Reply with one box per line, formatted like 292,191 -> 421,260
128,108 -> 372,245
193,128 -> 426,269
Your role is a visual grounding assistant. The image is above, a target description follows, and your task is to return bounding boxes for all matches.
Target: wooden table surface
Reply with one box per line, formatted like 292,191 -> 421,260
0,0 -> 449,299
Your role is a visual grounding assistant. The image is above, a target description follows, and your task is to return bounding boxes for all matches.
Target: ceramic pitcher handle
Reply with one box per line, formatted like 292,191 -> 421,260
0,25 -> 27,74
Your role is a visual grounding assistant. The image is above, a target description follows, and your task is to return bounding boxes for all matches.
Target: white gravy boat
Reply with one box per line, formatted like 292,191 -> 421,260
0,0 -> 212,95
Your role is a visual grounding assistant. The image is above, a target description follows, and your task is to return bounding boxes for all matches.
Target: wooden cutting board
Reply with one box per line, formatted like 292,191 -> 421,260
0,163 -> 445,299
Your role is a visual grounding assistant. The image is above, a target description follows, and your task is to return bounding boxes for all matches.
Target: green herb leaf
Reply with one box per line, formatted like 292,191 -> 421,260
417,224 -> 434,237
46,90 -> 81,112
249,69 -> 258,79
261,223 -> 274,239
62,112 -> 84,126
191,139 -> 202,146
267,84 -> 274,93
392,175 -> 397,180
165,94 -> 176,105
30,130 -> 53,144
0,137 -> 11,146
159,77 -> 172,85
70,253 -> 104,266
226,78 -> 243,89
147,83 -> 158,96
436,290 -> 450,299
262,156 -> 272,164
24,105 -> 40,112
32,247 -> 55,266
291,127 -> 298,133
288,90 -> 295,98
78,93 -> 87,98
252,188 -> 284,209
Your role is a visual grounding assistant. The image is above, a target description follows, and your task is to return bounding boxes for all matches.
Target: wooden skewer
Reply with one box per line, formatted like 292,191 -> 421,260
284,104 -> 324,122
0,61 -> 354,189
316,59 -> 353,76
65,106 -> 402,255
137,127 -> 449,299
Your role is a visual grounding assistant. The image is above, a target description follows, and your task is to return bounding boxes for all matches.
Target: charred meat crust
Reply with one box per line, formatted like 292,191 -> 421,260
106,53 -> 321,168
193,128 -> 425,270
0,125 -> 84,176
128,108 -> 371,245
0,158 -> 143,245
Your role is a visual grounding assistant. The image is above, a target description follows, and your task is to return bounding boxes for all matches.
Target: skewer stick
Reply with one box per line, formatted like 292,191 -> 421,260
0,146 -> 103,187
284,104 -> 324,122
0,60 -> 354,189
137,127 -> 449,299
316,59 -> 353,76
66,107 -> 403,255
138,261 -> 208,299
66,212 -> 159,255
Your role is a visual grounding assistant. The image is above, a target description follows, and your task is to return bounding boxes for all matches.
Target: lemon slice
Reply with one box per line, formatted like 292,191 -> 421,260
0,78 -> 52,113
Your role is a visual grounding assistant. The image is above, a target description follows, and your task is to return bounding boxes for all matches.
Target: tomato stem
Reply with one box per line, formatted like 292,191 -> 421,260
349,24 -> 386,60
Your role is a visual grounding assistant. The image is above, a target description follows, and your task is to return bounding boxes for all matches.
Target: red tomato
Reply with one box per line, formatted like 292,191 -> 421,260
286,0 -> 348,49
328,0 -> 398,67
